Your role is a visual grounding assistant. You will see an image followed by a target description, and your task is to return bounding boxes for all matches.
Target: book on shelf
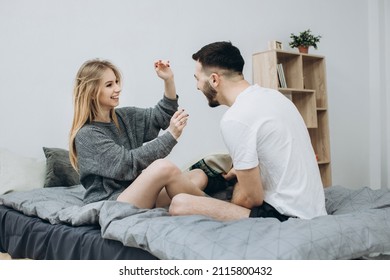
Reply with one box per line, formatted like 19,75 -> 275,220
277,63 -> 287,88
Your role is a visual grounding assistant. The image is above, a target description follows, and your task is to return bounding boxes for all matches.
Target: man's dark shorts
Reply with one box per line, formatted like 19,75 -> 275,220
249,201 -> 292,222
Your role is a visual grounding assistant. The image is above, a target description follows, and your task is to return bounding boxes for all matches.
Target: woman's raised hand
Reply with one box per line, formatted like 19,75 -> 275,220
154,60 -> 173,81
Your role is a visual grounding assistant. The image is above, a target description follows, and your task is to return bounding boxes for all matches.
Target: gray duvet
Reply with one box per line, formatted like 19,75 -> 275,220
1,185 -> 390,259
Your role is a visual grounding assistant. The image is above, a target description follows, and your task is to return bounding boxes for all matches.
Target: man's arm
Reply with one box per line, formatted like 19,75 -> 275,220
230,165 -> 264,209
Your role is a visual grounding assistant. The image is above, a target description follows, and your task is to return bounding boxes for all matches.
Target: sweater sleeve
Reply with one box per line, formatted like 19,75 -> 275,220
137,95 -> 179,143
116,95 -> 179,144
75,125 -> 177,182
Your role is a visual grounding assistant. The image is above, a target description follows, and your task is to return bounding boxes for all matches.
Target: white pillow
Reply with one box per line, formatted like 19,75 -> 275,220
0,148 -> 46,195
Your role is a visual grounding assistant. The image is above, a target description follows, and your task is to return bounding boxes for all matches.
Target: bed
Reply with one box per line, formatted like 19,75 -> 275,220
0,196 -> 157,260
1,148 -> 390,260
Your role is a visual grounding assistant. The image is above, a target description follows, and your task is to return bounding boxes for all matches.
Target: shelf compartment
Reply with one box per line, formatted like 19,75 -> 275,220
276,52 -> 303,89
302,56 -> 328,108
252,50 -> 303,89
279,88 -> 317,128
253,51 -> 279,88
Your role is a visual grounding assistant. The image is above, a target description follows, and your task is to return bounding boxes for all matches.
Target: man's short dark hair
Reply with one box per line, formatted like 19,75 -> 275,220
192,41 -> 244,75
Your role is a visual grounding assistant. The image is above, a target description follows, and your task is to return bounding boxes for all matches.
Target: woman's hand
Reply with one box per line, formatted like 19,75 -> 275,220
154,59 -> 176,100
154,60 -> 173,81
168,109 -> 189,140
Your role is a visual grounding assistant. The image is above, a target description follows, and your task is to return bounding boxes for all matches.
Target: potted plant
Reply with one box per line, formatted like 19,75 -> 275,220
289,29 -> 321,53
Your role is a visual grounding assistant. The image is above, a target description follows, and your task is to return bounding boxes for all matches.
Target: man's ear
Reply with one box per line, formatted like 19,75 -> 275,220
209,73 -> 220,87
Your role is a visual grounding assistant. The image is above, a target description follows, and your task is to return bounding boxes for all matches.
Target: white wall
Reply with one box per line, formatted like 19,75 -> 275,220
0,0 -> 387,189
368,0 -> 390,190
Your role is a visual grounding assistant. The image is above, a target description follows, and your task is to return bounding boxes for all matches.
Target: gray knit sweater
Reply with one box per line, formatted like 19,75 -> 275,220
75,96 -> 178,204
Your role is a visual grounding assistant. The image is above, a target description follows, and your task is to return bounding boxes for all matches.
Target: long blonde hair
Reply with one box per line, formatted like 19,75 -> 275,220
69,59 -> 122,171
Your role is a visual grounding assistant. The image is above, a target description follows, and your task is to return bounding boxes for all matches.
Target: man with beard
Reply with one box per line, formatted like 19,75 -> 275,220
169,41 -> 327,221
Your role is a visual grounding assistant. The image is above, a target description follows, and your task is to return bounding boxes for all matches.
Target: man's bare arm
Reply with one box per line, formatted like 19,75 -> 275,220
231,166 -> 264,209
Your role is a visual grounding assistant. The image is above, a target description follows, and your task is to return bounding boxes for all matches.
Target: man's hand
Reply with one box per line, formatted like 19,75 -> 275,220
222,167 -> 237,181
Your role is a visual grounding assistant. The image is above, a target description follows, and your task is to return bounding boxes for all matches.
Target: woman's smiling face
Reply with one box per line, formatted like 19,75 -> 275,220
98,68 -> 121,112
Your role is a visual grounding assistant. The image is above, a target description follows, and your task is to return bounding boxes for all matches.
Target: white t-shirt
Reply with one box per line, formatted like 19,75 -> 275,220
220,84 -> 327,219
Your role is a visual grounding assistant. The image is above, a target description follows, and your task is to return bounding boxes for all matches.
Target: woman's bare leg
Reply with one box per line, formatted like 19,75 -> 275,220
155,169 -> 208,207
117,159 -> 207,209
186,169 -> 208,191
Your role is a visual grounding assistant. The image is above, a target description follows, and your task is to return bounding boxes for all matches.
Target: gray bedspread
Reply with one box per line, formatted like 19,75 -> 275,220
1,185 -> 390,259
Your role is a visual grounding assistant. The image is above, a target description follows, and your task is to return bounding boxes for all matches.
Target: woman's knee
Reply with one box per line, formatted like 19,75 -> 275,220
189,169 -> 208,189
148,159 -> 181,179
169,193 -> 193,216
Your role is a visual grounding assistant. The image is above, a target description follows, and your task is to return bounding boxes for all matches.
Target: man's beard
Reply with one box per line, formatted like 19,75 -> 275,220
202,81 -> 220,107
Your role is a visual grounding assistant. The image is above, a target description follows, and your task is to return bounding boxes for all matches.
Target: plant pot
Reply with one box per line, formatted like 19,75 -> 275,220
298,46 -> 309,54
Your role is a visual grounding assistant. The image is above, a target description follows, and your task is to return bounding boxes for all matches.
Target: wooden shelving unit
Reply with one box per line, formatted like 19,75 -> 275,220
252,50 -> 332,187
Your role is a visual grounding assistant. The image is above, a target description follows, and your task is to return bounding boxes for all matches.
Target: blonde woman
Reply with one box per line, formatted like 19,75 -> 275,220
69,59 -> 207,209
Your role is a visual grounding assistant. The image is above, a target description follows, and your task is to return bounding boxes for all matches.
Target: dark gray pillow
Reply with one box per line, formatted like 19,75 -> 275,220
43,147 -> 80,187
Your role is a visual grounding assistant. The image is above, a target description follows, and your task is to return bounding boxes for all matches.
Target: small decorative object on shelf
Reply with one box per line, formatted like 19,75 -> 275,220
268,40 -> 283,50
289,29 -> 321,53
